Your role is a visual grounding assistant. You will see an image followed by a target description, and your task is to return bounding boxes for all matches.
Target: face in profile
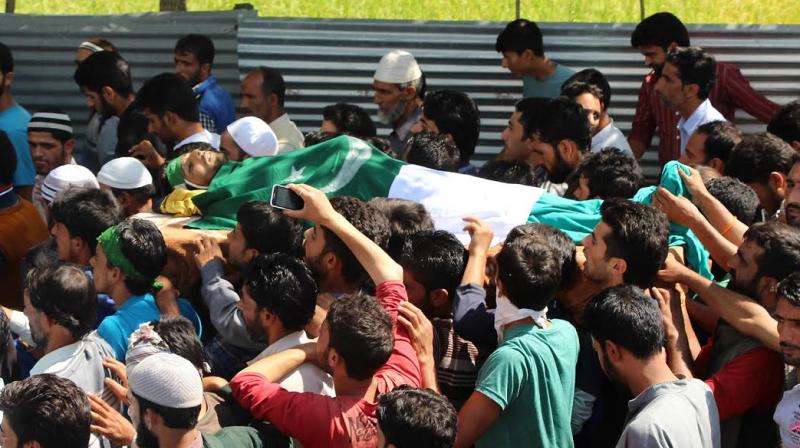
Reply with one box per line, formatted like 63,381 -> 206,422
182,149 -> 226,187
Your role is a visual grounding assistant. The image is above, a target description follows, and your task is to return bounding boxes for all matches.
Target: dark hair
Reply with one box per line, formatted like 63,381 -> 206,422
73,51 -> 134,97
496,234 -> 561,310
377,386 -> 457,448
24,264 -> 96,341
778,272 -> 800,307
322,103 -> 377,137
0,41 -> 13,74
397,230 -> 466,299
111,184 -> 155,206
237,201 -> 303,257
0,374 -> 91,448
256,67 -> 286,108
631,12 -> 690,50
600,198 -> 669,287
421,90 -> 480,164
0,310 -> 14,382
152,315 -> 205,372
477,160 -> 538,186
768,100 -> 800,145
561,81 -> 606,110
584,284 -> 665,358
515,97 -> 549,138
726,132 -> 799,184
526,96 -> 591,152
109,218 -> 167,295
134,393 -> 200,429
495,18 -> 544,57
0,130 -> 15,185
404,131 -> 461,172
705,176 -> 760,226
575,148 -> 642,199
695,120 -> 742,164
368,197 -> 434,257
322,197 -> 391,284
174,34 -> 215,66
506,223 -> 577,290
326,293 -> 393,379
562,68 -> 612,109
243,253 -> 318,331
304,130 -> 342,147
82,37 -> 117,53
50,188 -> 123,254
137,73 -> 200,122
665,46 -> 716,100
743,222 -> 800,282
367,136 -> 398,159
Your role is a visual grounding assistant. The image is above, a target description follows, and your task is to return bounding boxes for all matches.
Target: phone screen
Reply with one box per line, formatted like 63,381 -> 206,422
271,185 -> 304,210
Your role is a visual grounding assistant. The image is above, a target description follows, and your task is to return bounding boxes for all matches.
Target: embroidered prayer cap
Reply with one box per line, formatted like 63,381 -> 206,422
41,165 -> 99,203
226,116 -> 279,157
125,322 -> 171,373
374,50 -> 422,84
128,352 -> 203,408
28,110 -> 74,137
97,157 -> 153,190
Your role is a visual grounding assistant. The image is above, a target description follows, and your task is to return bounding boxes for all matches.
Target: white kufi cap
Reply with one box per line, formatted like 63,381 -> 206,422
128,352 -> 203,409
97,157 -> 153,190
227,116 -> 279,157
374,50 -> 422,84
41,165 -> 99,203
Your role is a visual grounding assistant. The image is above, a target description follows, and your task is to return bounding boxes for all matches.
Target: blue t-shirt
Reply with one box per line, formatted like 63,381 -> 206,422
0,104 -> 34,186
522,63 -> 576,99
195,75 -> 236,134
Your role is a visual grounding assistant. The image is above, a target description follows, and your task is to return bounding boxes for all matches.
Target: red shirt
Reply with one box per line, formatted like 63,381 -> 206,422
629,62 -> 779,166
230,281 -> 421,448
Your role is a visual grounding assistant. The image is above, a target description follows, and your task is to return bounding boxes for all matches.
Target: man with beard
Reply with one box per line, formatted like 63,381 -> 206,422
174,34 -> 235,134
27,110 -> 76,220
239,67 -> 304,153
772,273 -> 800,447
628,12 -> 778,164
373,50 -> 424,154
784,158 -> 800,228
584,284 -> 720,448
0,42 -> 34,201
681,121 -> 742,176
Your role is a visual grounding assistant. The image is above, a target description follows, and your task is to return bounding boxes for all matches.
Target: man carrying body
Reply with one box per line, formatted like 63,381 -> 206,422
373,50 -> 424,154
96,157 -> 155,217
27,110 -> 76,220
240,67 -> 304,153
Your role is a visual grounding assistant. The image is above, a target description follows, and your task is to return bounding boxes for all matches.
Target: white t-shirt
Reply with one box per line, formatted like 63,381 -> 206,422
775,383 -> 800,447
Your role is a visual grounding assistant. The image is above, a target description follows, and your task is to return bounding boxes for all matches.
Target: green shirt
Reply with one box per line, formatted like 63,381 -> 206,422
475,319 -> 579,448
203,426 -> 264,448
522,63 -> 576,98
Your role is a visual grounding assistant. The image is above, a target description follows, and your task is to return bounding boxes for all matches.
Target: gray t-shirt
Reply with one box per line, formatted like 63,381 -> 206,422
616,378 -> 720,448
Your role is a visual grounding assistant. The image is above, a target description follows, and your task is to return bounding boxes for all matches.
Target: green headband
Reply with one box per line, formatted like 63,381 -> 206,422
97,225 -> 161,288
165,156 -> 185,187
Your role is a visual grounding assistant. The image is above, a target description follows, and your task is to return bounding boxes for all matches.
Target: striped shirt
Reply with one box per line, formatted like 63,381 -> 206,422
629,62 -> 779,166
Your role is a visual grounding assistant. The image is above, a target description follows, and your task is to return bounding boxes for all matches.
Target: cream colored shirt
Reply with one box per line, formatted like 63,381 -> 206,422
269,113 -> 305,154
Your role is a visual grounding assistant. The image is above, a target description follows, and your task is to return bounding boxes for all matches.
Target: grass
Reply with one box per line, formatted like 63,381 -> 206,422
14,0 -> 800,24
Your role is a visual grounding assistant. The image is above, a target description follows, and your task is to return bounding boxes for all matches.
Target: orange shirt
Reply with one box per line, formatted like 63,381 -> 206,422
0,196 -> 48,309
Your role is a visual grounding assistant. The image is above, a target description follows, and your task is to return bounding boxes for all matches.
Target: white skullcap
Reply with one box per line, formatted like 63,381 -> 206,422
128,352 -> 202,409
97,157 -> 153,190
41,165 -> 99,203
374,50 -> 422,84
226,116 -> 279,157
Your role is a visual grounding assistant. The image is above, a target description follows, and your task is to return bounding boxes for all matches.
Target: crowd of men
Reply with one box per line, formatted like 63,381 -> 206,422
1,9 -> 800,448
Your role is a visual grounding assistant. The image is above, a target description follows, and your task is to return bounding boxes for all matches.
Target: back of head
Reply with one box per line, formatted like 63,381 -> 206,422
322,103 -> 377,137
600,198 -> 669,287
528,96 -> 591,152
128,352 -> 202,429
516,97 -> 549,138
696,120 -> 742,164
506,223 -> 577,290
631,12 -> 690,49
82,37 -> 117,53
50,188 -> 123,254
325,197 -> 391,284
496,234 -> 561,310
326,293 -> 393,379
304,130 -> 342,147
243,253 -> 318,331
377,385 -> 457,448
73,51 -> 134,97
743,221 -> 800,282
726,132 -> 799,184
368,197 -> 434,257
584,284 -> 665,358
778,272 -> 800,307
137,73 -> 199,122
768,100 -> 800,145
404,131 -> 461,172
0,41 -> 13,75
562,68 -> 612,109
397,230 -> 466,298
237,201 -> 303,257
665,46 -> 716,100
105,218 -> 167,295
495,18 -> 544,57
152,315 -> 206,372
576,148 -> 642,199
256,66 -> 286,108
422,90 -> 480,164
0,130 -> 15,185
705,176 -> 760,226
174,34 -> 215,66
0,374 -> 91,448
477,160 -> 538,186
25,263 -> 96,341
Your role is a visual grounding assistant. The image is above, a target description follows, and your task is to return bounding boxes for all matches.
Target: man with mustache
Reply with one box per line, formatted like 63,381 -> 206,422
27,110 -> 75,220
772,273 -> 800,447
783,158 -> 800,228
372,50 -> 424,155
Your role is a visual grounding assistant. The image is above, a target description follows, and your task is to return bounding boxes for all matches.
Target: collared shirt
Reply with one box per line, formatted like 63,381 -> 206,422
629,62 -> 779,166
193,75 -> 236,134
591,119 -> 633,155
248,330 -> 335,397
677,99 -> 726,154
390,106 -> 421,155
269,113 -> 305,154
174,128 -> 221,151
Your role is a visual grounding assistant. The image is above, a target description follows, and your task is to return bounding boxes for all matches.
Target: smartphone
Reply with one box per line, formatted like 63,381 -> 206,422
270,185 -> 304,211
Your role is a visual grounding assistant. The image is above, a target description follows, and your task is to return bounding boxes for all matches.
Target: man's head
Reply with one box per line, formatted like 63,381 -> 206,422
151,315 -> 206,373
240,253 -> 318,342
500,97 -> 548,161
23,263 -> 96,350
581,199 -> 669,288
221,116 -> 279,161
785,160 -> 800,228
561,81 -> 605,135
727,222 -> 800,311
0,374 -> 91,448
127,353 -> 203,448
74,37 -> 117,66
50,187 -> 122,264
655,46 -> 715,110
561,68 -> 613,118
403,131 -> 461,172
683,121 -> 742,174
173,34 -> 214,86
97,157 -> 155,217
495,19 -> 546,77
321,103 -> 377,138
376,386 -> 457,448
775,272 -> 800,366
506,223 -> 577,291
91,218 -> 167,297
0,42 -> 16,97
572,148 -> 642,200
705,176 -> 761,226
240,67 -> 286,124
584,284 -> 666,389
73,51 -> 134,116
525,96 -> 592,183
373,50 -> 423,126
136,73 -> 200,147
368,198 -> 434,258
27,109 -> 75,176
767,100 -> 800,151
165,148 -> 226,189
477,160 -> 538,186
227,201 -> 303,269
495,234 -> 561,311
630,12 -> 690,74
0,130 -> 15,186
726,132 -> 799,215
415,90 -> 480,166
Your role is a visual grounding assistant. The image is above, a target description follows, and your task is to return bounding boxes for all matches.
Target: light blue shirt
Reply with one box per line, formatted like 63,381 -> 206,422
0,104 -> 34,186
677,99 -> 726,154
522,63 -> 576,99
